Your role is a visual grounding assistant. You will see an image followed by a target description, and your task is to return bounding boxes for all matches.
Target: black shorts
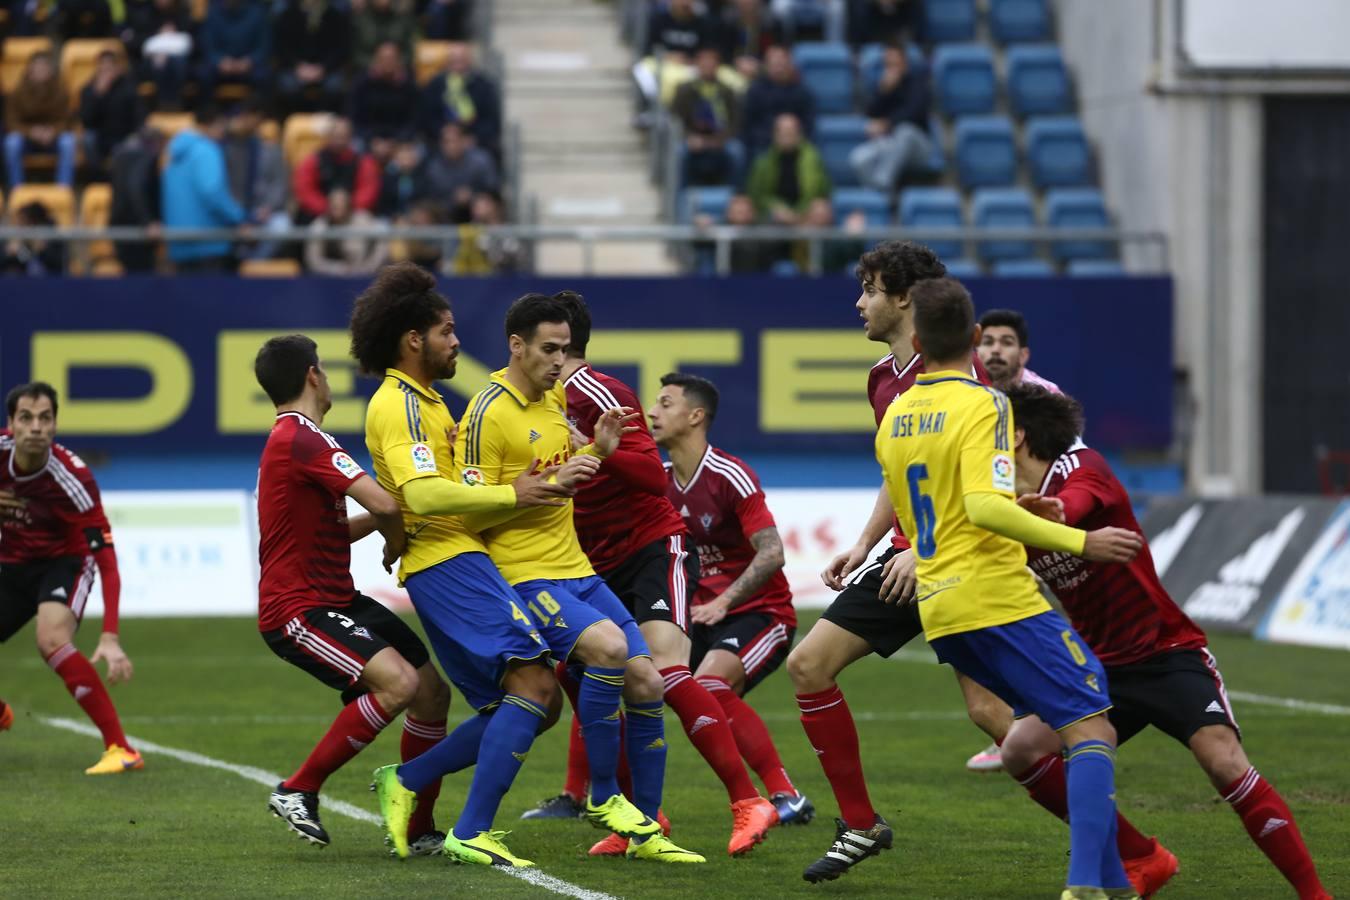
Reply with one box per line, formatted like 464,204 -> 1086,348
599,535 -> 699,633
1107,647 -> 1241,746
0,555 -> 96,643
690,611 -> 795,694
262,593 -> 430,704
819,547 -> 924,658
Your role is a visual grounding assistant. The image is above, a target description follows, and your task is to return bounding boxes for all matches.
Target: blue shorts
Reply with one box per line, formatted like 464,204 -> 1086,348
929,610 -> 1111,732
405,552 -> 550,712
514,575 -> 651,663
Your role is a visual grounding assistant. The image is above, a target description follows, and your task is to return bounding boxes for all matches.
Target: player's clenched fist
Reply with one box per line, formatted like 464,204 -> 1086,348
821,543 -> 869,590
556,454 -> 602,490
1081,526 -> 1143,563
593,406 -> 642,456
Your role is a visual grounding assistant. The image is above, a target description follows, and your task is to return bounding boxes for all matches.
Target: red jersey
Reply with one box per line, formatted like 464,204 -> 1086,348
0,433 -> 122,632
565,364 -> 687,574
256,412 -> 367,632
1025,445 -> 1207,666
869,350 -> 991,549
665,445 -> 796,627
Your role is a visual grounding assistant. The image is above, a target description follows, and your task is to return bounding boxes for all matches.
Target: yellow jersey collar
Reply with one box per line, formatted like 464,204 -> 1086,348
488,368 -> 542,407
384,368 -> 443,403
916,369 -> 979,385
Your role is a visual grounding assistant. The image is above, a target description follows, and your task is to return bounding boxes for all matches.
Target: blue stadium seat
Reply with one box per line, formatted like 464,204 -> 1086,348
932,44 -> 997,116
899,186 -> 964,260
993,258 -> 1055,277
943,257 -> 984,278
971,187 -> 1036,262
954,116 -> 1017,187
924,0 -> 977,42
1045,188 -> 1112,261
833,187 -> 891,226
858,42 -> 926,100
680,186 -> 735,225
1025,116 -> 1092,187
772,259 -> 803,276
1067,258 -> 1125,276
1006,45 -> 1071,117
989,0 -> 1051,43
792,42 -> 856,115
816,114 -> 869,187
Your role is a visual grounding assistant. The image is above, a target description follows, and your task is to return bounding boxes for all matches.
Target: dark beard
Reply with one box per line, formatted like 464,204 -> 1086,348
422,344 -> 456,380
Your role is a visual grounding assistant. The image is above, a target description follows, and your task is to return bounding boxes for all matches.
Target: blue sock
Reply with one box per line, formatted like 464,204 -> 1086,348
624,700 -> 667,820
452,695 -> 547,840
1098,795 -> 1130,889
1065,740 -> 1122,890
578,666 -> 625,803
397,714 -> 491,793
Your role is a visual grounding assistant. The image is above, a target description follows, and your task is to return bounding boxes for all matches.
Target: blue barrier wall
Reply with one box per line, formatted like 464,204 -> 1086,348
0,275 -> 1172,455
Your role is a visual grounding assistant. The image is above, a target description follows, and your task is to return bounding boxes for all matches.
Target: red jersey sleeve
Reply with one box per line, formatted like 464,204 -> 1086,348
734,491 -> 777,537
1058,467 -> 1114,527
296,431 -> 367,495
61,448 -> 124,633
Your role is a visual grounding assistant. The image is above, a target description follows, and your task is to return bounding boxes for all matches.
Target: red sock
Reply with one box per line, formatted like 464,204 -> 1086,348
616,713 -> 633,799
1222,767 -> 1327,898
663,667 -> 758,802
283,693 -> 391,793
45,643 -> 130,750
796,686 -> 875,829
563,714 -> 589,800
401,715 -> 446,838
1014,752 -> 1157,860
698,674 -> 793,796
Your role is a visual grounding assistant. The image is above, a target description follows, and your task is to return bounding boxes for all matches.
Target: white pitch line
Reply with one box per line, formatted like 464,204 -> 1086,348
1228,691 -> 1350,716
39,716 -> 620,900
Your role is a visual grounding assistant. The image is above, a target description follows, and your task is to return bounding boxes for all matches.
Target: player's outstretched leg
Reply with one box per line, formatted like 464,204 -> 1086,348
400,664 -> 453,854
956,672 -> 1013,772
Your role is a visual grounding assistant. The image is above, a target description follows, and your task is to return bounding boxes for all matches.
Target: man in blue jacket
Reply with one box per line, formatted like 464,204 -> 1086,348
162,106 -> 246,273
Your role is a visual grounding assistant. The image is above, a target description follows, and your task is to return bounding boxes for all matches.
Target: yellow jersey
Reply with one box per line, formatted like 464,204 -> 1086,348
457,369 -> 596,585
364,369 -> 488,580
875,370 -> 1051,640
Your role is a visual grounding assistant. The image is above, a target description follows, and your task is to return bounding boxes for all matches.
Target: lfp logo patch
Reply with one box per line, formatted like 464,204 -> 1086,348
992,454 -> 1015,492
330,451 -> 363,480
410,443 -> 436,473
462,466 -> 484,486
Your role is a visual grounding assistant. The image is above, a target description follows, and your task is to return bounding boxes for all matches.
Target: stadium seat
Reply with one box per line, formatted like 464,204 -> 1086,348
1025,116 -> 1092,187
899,186 -> 964,259
943,257 -> 984,278
989,0 -> 1051,43
2,36 -> 53,94
815,114 -> 869,187
257,119 -> 281,144
858,42 -> 925,100
923,0 -> 977,42
953,116 -> 1017,188
832,187 -> 890,227
282,113 -> 334,169
60,39 -> 126,106
7,184 -> 75,226
78,182 -> 116,267
1046,188 -> 1113,261
771,259 -> 802,276
1067,258 -> 1125,276
792,42 -> 855,115
932,44 -> 997,116
993,258 -> 1055,276
971,187 -> 1036,262
416,41 -> 453,85
239,258 -> 302,277
680,186 -> 735,224
1006,45 -> 1071,117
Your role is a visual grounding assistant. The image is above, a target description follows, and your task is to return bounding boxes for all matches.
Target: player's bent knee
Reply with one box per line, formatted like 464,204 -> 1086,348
1061,712 -> 1116,748
786,644 -> 831,692
577,622 -> 629,669
540,685 -> 564,733
624,659 -> 664,703
1000,719 -> 1057,773
414,665 -> 452,715
504,659 -> 557,709
1189,724 -> 1248,784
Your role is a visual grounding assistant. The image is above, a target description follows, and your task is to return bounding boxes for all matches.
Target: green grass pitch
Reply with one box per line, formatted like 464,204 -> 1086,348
1,613 -> 1346,899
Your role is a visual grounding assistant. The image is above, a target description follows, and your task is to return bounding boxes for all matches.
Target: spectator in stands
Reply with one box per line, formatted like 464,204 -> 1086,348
350,40 -> 420,146
849,41 -> 932,193
634,0 -> 717,113
402,199 -> 449,270
55,0 -> 114,39
449,190 -> 525,275
110,125 -> 166,272
673,46 -> 743,187
796,196 -> 866,272
3,51 -> 77,187
746,112 -> 830,224
846,0 -> 918,46
352,0 -> 416,70
274,0 -> 350,116
292,116 -> 381,224
2,202 -> 66,277
418,41 -> 501,158
376,140 -> 424,221
79,50 -> 142,171
223,99 -> 290,258
741,43 -> 814,158
420,0 -> 473,40
717,0 -> 783,78
420,121 -> 498,222
199,0 -> 272,100
161,105 -> 247,273
121,0 -> 194,110
304,187 -> 389,276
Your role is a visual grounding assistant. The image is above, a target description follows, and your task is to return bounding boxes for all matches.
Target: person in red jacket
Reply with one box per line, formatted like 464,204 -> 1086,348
292,116 -> 381,224
0,383 -> 139,775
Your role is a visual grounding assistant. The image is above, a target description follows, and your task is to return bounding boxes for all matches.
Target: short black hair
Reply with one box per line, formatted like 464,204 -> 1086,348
660,372 -> 719,426
552,290 -> 591,357
195,103 -> 222,128
911,277 -> 976,362
504,293 -> 571,343
6,381 -> 59,418
855,240 -> 946,301
349,262 -> 451,375
254,334 -> 319,407
1005,384 -> 1084,462
978,309 -> 1029,348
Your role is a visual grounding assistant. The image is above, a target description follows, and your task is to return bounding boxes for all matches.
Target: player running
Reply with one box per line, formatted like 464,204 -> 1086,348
457,292 -> 700,863
0,382 -> 139,775
784,241 -> 1014,881
254,334 -> 452,849
977,308 -> 1061,393
351,263 -> 590,867
1001,383 -> 1332,900
648,373 -> 811,822
878,277 -> 1144,899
